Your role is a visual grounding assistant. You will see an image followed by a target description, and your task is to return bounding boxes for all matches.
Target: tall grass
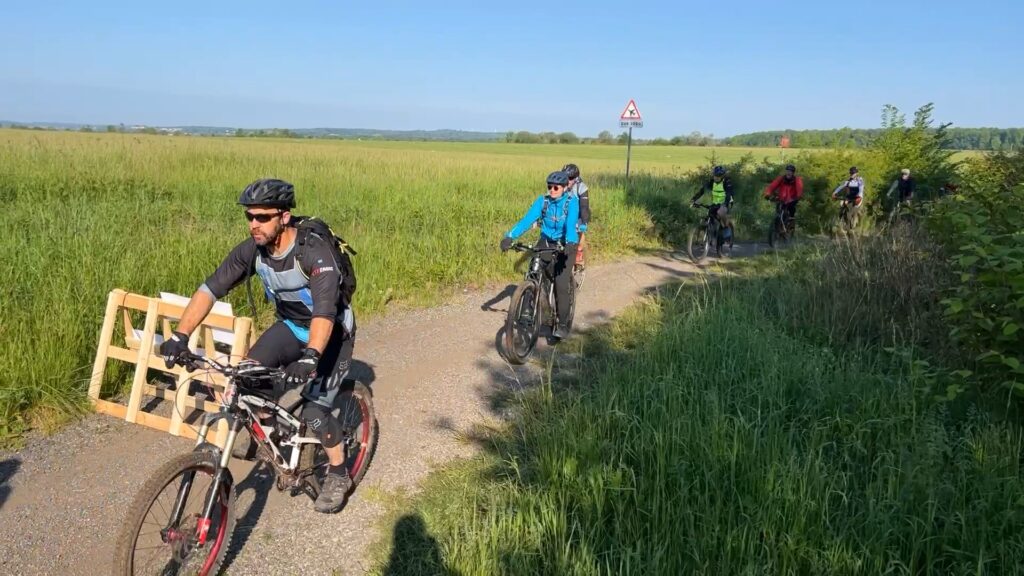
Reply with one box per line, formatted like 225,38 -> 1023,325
0,129 -> 776,441
370,244 -> 1024,575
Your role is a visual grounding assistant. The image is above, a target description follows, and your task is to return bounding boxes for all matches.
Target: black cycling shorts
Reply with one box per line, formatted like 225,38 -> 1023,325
246,319 -> 355,408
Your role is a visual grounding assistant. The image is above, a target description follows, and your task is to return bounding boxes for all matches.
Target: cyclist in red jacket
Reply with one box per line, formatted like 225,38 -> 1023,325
764,164 -> 804,232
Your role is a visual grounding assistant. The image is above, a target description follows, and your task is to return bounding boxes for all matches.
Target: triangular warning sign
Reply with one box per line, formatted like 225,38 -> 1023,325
620,99 -> 642,120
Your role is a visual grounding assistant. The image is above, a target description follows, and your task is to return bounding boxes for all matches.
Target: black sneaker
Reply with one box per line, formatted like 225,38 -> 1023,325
314,470 -> 353,513
552,324 -> 569,340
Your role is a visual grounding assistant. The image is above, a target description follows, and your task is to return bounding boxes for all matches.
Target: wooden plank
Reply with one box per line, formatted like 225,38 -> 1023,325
124,299 -> 160,424
93,399 -> 127,418
168,330 -> 202,437
88,290 -> 125,400
120,293 -> 235,331
231,316 -> 253,364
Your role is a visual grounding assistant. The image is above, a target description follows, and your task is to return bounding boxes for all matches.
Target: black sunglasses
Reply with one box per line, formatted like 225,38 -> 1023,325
244,211 -> 282,223
547,184 -> 564,191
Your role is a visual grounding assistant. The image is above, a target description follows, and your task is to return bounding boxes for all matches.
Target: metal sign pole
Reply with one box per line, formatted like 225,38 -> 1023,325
625,126 -> 633,182
618,99 -> 642,192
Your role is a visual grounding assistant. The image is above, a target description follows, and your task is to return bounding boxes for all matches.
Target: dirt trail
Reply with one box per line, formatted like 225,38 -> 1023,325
0,246 -> 746,575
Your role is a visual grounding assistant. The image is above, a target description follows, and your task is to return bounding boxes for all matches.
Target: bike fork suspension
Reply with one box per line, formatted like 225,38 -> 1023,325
194,418 -> 242,545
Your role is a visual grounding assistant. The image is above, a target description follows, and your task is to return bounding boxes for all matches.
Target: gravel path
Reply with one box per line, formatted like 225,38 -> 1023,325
0,247 -> 742,575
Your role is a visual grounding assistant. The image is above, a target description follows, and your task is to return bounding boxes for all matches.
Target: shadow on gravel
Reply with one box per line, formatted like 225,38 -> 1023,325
350,359 -> 379,391
0,458 -> 20,511
381,513 -> 460,576
221,462 -> 275,571
481,284 -> 517,313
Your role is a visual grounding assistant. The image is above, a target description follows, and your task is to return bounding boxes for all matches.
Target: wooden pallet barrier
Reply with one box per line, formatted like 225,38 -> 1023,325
88,289 -> 256,448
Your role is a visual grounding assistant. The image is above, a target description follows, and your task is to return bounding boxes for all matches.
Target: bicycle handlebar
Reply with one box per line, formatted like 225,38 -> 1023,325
176,352 -> 282,383
510,242 -> 565,254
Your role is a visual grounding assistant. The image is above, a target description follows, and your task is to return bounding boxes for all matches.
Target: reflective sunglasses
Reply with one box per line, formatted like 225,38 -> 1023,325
244,211 -> 282,223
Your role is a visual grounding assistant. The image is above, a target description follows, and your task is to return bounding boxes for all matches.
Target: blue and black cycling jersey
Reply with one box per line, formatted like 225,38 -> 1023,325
199,228 -> 352,343
505,193 -> 581,244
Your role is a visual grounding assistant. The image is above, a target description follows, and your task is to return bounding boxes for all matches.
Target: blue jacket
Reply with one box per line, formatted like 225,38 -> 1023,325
506,193 -> 580,244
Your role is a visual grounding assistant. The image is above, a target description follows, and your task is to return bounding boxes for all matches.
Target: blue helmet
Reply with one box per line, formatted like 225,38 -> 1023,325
712,165 -> 726,177
546,171 -> 569,186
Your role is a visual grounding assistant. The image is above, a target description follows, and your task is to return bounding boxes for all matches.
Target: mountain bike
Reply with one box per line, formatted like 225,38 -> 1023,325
829,194 -> 859,238
113,353 -> 378,576
503,242 -> 579,364
766,199 -> 795,248
688,202 -> 732,264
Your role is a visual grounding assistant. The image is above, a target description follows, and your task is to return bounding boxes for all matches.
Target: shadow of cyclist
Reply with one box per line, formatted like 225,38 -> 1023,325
382,514 -> 459,576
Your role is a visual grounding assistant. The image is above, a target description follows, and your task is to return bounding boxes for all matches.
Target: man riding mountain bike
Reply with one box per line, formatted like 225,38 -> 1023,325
764,163 -> 804,231
887,168 -> 916,206
691,165 -> 735,245
158,178 -> 356,514
500,170 -> 580,340
562,163 -> 590,269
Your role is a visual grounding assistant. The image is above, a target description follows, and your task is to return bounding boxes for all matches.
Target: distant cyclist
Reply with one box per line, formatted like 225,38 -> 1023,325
764,163 -> 804,232
832,166 -> 865,227
500,171 -> 580,340
562,163 -> 589,269
691,165 -> 735,245
887,168 -> 916,206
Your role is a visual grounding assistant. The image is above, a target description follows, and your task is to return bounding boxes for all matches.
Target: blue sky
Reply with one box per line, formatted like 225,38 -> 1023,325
1,0 -> 1020,137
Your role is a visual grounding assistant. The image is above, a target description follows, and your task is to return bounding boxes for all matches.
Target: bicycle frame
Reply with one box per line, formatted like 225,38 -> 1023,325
164,360 -> 325,547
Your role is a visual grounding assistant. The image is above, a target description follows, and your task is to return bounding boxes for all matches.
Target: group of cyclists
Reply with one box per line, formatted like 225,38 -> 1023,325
156,165 -> 593,515
153,159 -> 917,516
691,162 -> 918,241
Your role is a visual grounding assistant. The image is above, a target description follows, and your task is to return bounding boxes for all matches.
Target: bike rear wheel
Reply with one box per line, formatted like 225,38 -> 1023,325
687,223 -> 710,264
298,380 -> 378,497
114,452 -> 235,576
503,280 -> 541,364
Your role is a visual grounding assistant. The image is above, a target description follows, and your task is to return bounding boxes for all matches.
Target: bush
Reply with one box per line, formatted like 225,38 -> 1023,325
928,151 -> 1024,398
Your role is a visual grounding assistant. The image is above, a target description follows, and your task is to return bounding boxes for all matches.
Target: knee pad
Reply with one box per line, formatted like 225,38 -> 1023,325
302,403 -> 342,448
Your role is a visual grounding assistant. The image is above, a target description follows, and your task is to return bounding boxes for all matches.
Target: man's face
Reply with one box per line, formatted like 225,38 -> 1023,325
902,173 -> 910,180
785,169 -> 795,180
245,207 -> 288,246
713,175 -> 724,183
547,183 -> 566,199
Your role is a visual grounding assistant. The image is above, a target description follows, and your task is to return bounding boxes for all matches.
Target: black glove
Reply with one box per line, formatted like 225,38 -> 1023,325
500,237 -> 514,252
160,331 -> 191,369
283,348 -> 320,386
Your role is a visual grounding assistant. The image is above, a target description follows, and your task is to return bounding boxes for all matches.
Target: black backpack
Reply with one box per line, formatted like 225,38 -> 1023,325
245,215 -> 358,314
292,215 -> 357,306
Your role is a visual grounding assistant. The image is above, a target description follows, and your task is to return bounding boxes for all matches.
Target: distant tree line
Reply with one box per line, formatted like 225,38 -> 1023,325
722,127 -> 1024,150
504,130 -> 717,146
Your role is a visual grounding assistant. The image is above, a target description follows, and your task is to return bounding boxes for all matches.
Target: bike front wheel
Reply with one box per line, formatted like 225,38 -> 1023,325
113,451 -> 236,576
503,280 -> 541,364
687,224 -> 711,265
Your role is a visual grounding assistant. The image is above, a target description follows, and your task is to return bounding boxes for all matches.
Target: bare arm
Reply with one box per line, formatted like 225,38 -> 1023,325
172,289 -> 217,336
306,316 -> 334,354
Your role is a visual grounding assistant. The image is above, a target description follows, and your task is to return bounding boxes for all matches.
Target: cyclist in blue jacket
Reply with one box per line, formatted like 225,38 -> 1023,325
500,171 -> 580,340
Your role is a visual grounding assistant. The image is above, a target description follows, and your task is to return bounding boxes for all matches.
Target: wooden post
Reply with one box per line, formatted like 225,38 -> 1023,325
88,289 -> 126,401
124,298 -> 159,424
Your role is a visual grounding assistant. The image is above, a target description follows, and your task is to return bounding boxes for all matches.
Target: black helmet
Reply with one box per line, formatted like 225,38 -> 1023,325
561,163 -> 580,180
546,171 -> 569,186
712,165 -> 726,177
849,166 -> 859,175
785,163 -> 796,172
238,178 -> 295,209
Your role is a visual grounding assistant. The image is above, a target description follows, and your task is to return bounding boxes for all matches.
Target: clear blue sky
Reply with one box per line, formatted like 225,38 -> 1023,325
2,0 -> 1021,137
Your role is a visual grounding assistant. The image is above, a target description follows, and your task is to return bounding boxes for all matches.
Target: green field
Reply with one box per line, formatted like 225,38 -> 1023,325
0,129 -> 782,440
